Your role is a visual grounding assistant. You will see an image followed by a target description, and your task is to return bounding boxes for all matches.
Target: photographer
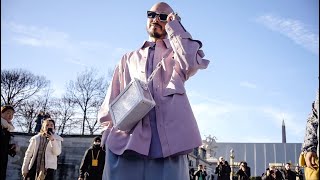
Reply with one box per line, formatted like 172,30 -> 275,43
215,157 -> 231,180
22,118 -> 63,180
268,166 -> 285,180
236,161 -> 251,180
194,164 -> 207,180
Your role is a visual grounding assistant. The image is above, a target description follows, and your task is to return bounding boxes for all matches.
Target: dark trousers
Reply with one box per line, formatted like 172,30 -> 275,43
0,154 -> 8,180
26,165 -> 55,180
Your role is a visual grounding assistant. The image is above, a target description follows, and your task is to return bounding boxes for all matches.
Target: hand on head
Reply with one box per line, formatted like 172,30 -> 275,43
166,12 -> 181,22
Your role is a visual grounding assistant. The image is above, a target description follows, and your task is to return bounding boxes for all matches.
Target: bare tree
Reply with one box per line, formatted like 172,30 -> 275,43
52,96 -> 77,135
14,99 -> 39,133
38,88 -> 55,113
14,89 -> 55,133
1,68 -> 49,107
66,68 -> 108,135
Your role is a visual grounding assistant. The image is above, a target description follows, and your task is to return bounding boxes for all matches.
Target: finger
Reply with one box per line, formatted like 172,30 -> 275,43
311,156 -> 316,165
307,162 -> 316,170
305,160 -> 313,169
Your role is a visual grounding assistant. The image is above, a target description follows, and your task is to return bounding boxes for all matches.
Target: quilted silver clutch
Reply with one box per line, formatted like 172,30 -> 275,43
109,78 -> 156,131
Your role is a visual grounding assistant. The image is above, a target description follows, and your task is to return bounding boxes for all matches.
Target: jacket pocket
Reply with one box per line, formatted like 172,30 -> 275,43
163,70 -> 186,96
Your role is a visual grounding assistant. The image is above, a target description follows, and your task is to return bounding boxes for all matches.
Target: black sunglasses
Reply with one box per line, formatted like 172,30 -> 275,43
147,11 -> 168,22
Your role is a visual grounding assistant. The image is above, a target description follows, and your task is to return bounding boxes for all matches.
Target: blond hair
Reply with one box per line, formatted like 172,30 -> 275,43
39,118 -> 55,135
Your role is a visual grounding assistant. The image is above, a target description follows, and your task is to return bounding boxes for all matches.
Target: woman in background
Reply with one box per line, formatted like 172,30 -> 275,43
22,118 -> 63,180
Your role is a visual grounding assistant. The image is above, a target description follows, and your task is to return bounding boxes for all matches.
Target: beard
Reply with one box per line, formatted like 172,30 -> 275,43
147,25 -> 167,39
149,31 -> 162,38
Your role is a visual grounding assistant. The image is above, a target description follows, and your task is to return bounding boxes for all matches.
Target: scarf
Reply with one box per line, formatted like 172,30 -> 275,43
1,118 -> 14,131
36,135 -> 49,180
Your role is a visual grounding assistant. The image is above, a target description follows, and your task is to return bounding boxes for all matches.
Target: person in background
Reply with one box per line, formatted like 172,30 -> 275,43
34,112 -> 51,133
194,164 -> 207,180
22,118 -> 63,180
283,163 -> 295,180
261,168 -> 270,180
78,136 -> 105,180
236,161 -> 251,180
189,168 -> 195,180
269,165 -> 284,180
294,166 -> 303,180
301,88 -> 319,175
98,2 -> 209,180
0,105 -> 17,180
215,156 -> 231,180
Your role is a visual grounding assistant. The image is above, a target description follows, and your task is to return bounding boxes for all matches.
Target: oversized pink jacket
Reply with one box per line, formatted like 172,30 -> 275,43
98,20 -> 210,158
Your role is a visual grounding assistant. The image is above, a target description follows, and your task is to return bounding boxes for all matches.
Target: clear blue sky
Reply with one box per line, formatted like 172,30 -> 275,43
1,0 -> 319,143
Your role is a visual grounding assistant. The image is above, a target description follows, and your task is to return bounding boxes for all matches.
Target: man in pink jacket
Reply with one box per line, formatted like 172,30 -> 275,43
98,2 -> 210,179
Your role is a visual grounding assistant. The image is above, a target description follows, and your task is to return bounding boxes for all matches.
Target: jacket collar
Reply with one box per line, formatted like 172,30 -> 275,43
140,39 -> 171,49
1,117 -> 14,131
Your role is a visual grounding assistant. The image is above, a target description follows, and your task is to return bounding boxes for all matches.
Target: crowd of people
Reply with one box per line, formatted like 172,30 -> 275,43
188,159 -> 304,180
1,105 -> 106,180
1,1 -> 318,180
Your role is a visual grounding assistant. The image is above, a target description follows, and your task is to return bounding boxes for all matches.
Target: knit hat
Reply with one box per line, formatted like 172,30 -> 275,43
93,136 -> 101,142
1,105 -> 15,113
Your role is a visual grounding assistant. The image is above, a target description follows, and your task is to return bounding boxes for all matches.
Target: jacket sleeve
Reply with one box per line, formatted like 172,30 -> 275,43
236,170 -> 241,176
302,89 -> 319,153
165,20 -> 210,81
98,64 -> 122,148
194,170 -> 200,176
226,164 -> 231,174
48,135 -> 62,156
247,168 -> 251,177
22,137 -> 36,174
79,149 -> 91,178
215,166 -> 219,174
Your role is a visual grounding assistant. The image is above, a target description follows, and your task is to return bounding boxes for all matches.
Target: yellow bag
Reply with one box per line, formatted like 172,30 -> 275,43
299,153 -> 319,180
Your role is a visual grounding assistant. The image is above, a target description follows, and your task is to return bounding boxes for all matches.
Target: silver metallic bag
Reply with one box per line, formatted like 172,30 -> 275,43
109,60 -> 164,131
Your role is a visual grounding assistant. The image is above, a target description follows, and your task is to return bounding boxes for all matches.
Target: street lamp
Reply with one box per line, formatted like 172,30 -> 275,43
230,149 -> 235,179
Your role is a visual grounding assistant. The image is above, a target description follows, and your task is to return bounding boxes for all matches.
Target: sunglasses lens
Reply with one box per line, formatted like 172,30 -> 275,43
147,11 -> 167,22
159,14 -> 168,21
147,11 -> 156,18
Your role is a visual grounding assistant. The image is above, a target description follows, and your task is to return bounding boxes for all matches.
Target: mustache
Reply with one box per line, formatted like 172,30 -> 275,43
151,23 -> 162,29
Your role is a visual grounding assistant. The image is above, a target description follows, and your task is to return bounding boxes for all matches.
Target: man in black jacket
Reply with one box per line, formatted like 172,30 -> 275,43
0,105 -> 17,180
283,163 -> 296,180
78,137 -> 106,180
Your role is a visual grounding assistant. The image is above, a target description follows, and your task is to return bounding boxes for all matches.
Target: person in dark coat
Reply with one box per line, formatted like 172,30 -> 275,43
262,167 -> 285,180
0,105 -> 17,180
283,163 -> 296,180
215,156 -> 231,180
34,111 -> 50,133
189,168 -> 195,180
78,136 -> 105,180
236,161 -> 251,180
294,166 -> 303,180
